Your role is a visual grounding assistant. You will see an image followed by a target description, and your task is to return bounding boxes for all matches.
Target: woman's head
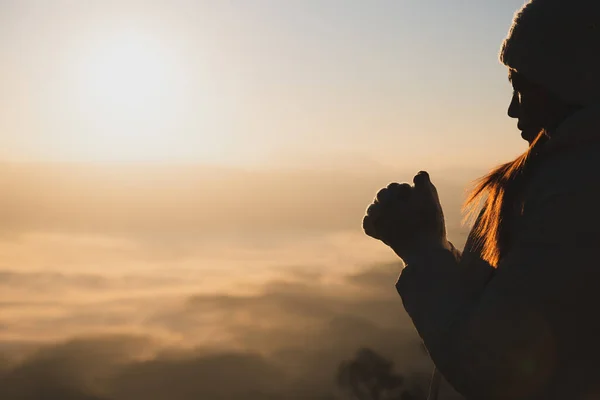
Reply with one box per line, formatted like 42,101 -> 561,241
501,0 -> 600,144
500,0 -> 600,108
465,0 -> 600,266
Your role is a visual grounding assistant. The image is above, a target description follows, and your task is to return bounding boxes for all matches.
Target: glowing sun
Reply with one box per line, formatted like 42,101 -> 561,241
74,30 -> 188,161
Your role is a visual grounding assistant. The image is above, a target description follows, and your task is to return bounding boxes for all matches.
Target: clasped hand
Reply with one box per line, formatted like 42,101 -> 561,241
362,171 -> 451,261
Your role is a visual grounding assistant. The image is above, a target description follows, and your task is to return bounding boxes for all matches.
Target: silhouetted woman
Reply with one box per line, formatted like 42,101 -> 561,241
363,1 -> 600,399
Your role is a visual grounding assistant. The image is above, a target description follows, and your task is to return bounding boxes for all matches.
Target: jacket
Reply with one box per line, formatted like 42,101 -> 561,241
397,104 -> 600,400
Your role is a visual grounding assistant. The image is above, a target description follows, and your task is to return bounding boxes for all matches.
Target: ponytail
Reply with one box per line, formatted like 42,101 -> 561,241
464,131 -> 548,267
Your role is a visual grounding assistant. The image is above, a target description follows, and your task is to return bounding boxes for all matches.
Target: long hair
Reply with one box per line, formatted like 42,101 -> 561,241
464,131 -> 548,267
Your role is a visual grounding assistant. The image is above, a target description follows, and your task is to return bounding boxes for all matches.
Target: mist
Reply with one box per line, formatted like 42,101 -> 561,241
0,163 -> 477,399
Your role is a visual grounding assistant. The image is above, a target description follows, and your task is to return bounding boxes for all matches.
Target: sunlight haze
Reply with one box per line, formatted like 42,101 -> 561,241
0,1 -> 530,399
1,0 -> 527,167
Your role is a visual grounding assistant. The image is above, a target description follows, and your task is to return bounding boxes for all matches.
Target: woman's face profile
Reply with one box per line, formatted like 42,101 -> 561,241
507,69 -> 580,144
507,70 -> 551,143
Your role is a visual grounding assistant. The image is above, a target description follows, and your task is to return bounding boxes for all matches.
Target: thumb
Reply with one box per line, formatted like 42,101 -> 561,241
413,171 -> 433,194
413,171 -> 442,207
413,171 -> 446,238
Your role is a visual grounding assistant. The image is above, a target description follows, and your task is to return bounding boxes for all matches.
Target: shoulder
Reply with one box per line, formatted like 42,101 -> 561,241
519,143 -> 600,245
528,142 -> 600,199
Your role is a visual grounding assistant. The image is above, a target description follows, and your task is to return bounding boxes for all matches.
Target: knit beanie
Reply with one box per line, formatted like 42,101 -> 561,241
500,0 -> 600,106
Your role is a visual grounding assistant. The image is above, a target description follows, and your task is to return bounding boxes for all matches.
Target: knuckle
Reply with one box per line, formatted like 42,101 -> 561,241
376,187 -> 389,202
362,217 -> 378,237
366,203 -> 379,216
363,220 -> 371,228
398,183 -> 412,194
388,182 -> 408,196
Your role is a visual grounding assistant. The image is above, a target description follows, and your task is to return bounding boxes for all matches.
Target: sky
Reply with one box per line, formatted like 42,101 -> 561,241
0,2 -> 532,399
0,0 -> 528,168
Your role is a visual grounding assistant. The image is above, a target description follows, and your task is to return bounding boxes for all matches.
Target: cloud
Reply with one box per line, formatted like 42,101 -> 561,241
0,336 -> 305,400
0,163 -> 476,399
0,262 -> 435,400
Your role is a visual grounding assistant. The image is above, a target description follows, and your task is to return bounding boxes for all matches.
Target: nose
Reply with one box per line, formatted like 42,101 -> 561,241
508,92 -> 520,119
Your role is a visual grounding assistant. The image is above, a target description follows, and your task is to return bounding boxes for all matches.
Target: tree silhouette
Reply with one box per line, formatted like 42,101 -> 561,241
336,348 -> 426,400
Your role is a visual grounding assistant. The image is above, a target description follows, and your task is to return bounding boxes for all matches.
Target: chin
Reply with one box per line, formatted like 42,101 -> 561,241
521,129 -> 541,144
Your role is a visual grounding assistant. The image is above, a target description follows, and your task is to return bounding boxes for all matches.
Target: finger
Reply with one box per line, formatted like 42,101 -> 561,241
376,187 -> 392,204
366,202 -> 381,217
414,171 -> 443,220
413,171 -> 438,200
413,170 -> 431,188
384,183 -> 412,203
415,171 -> 441,197
389,182 -> 412,201
362,215 -> 380,239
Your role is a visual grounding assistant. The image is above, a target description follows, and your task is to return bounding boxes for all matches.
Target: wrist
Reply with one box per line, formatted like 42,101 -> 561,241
392,237 -> 453,266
